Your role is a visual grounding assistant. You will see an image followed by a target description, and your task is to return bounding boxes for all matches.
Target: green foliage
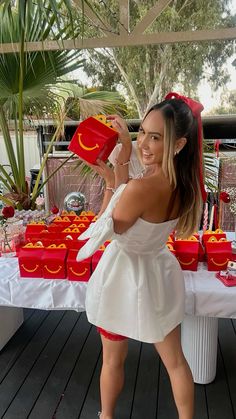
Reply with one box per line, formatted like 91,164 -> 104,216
82,0 -> 235,116
0,0 -> 125,209
208,90 -> 236,115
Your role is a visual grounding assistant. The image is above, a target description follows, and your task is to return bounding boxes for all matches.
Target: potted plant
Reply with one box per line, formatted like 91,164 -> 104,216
0,0 -> 124,210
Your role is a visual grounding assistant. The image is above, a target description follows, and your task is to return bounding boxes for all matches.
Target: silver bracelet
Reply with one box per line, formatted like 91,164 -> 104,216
105,186 -> 115,193
115,159 -> 130,166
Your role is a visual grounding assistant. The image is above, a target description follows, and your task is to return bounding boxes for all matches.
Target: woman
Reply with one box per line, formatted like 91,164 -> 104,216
77,92 -> 206,419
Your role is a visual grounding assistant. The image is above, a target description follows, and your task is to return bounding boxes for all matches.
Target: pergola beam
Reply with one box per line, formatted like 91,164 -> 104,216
118,0 -> 130,34
132,0 -> 172,36
0,27 -> 236,53
72,0 -> 115,36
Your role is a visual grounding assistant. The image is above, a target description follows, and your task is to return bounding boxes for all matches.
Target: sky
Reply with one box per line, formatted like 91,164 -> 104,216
197,0 -> 236,113
198,55 -> 236,114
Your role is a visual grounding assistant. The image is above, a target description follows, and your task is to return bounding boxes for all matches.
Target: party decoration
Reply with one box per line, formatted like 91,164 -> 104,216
64,192 -> 86,215
51,205 -> 59,214
218,190 -> 232,230
202,202 -> 208,231
0,205 -> 16,256
220,191 -> 230,203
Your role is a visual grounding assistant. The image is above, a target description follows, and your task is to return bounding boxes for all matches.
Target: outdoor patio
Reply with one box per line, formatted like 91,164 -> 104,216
0,2 -> 236,419
0,309 -> 235,419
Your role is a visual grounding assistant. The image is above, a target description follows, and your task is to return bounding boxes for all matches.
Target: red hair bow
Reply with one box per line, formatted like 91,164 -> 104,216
165,91 -> 207,202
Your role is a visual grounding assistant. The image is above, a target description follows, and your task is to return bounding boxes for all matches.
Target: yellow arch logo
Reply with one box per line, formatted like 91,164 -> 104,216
69,267 -> 88,277
21,264 -> 39,273
78,133 -> 99,151
44,265 -> 62,274
210,258 -> 229,267
178,258 -> 195,266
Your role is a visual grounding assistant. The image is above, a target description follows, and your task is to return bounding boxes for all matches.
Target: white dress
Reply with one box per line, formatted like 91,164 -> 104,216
77,184 -> 185,343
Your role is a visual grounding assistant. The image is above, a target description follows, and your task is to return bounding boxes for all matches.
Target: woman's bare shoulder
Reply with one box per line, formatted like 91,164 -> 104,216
128,173 -> 170,196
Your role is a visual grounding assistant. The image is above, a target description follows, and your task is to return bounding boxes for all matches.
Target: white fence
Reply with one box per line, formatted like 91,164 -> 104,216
0,130 -> 41,179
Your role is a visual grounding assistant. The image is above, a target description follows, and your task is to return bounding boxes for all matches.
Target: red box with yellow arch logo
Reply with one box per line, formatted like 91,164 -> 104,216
42,246 -> 68,279
174,240 -> 200,271
205,240 -> 232,271
67,249 -> 91,281
18,244 -> 44,278
68,115 -> 118,164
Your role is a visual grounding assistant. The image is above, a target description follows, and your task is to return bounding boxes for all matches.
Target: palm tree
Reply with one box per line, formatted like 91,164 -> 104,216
0,0 -> 122,209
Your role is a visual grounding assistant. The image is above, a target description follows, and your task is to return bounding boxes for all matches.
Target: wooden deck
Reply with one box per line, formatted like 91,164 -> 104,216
0,309 -> 235,419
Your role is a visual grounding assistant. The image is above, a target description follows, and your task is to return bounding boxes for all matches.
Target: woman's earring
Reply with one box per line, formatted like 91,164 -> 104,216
174,149 -> 179,156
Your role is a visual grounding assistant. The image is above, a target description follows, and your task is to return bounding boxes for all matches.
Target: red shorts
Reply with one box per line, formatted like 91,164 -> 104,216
97,327 -> 127,341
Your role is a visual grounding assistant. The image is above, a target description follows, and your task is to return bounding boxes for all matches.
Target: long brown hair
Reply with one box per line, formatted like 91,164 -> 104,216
145,98 -> 203,238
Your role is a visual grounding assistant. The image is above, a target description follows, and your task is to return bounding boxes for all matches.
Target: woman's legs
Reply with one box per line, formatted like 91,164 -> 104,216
99,334 -> 128,419
154,325 -> 194,419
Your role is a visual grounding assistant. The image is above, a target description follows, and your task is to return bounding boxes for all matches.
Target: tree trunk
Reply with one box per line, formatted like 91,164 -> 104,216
106,49 -> 143,118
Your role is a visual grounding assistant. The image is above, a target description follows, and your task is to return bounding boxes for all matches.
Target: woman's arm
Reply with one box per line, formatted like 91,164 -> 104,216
87,159 -> 115,218
112,179 -> 145,234
107,115 -> 132,188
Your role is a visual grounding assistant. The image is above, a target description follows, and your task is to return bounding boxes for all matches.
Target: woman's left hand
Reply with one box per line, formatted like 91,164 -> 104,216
107,114 -> 131,148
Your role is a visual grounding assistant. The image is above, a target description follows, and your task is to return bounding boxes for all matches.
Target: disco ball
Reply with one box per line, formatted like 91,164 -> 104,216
64,192 -> 86,215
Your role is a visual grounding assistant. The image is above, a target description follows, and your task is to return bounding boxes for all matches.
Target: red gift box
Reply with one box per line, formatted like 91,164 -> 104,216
72,218 -> 91,229
25,223 -> 48,240
60,210 -> 77,220
61,227 -> 82,240
60,238 -> 88,250
66,223 -> 88,234
68,114 -> 118,164
48,223 -> 66,233
202,229 -> 226,246
205,240 -> 232,271
52,216 -> 72,228
25,221 -> 46,233
73,215 -> 91,223
67,249 -> 91,281
61,210 -> 76,214
42,244 -> 68,279
33,231 -> 60,243
18,242 -> 44,277
79,211 -> 96,222
91,241 -> 111,271
175,239 -> 200,271
166,242 -> 176,255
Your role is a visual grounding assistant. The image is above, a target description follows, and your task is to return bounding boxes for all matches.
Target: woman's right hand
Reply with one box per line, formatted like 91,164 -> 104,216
89,159 -> 115,188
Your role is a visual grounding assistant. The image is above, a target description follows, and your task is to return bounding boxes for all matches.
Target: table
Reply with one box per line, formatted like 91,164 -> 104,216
0,255 -> 236,384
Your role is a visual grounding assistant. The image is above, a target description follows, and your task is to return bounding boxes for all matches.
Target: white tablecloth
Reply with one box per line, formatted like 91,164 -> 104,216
0,257 -> 236,318
0,258 -> 87,311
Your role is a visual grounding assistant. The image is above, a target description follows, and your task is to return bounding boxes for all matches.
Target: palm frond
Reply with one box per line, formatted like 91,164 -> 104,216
79,91 -> 127,118
0,0 -> 123,209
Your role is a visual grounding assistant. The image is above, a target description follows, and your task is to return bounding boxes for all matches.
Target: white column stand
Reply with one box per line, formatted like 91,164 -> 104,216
181,315 -> 218,384
0,307 -> 24,350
